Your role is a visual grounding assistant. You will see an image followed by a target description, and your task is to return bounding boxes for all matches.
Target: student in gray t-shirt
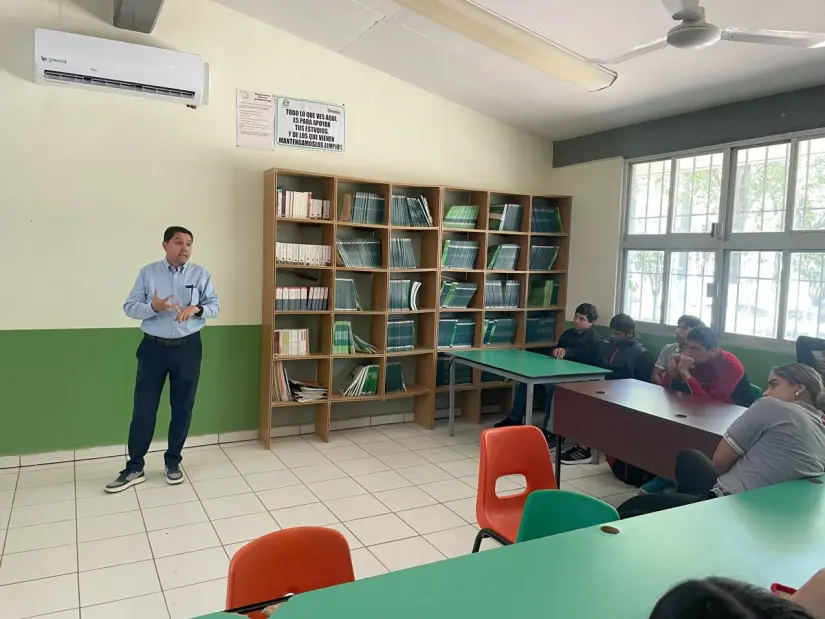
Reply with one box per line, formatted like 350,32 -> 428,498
618,362 -> 825,518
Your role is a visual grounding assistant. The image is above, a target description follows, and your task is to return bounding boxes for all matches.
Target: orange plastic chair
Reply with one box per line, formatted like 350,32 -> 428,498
226,526 -> 355,619
473,425 -> 557,552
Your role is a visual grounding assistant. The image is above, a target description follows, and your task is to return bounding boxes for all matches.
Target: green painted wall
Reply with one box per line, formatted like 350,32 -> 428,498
0,326 -> 259,456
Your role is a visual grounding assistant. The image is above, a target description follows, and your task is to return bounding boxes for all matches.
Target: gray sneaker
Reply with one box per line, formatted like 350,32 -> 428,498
104,470 -> 145,493
165,465 -> 184,485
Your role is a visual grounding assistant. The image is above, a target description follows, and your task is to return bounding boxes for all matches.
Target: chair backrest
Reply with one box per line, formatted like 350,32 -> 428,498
226,527 -> 355,619
516,489 -> 620,543
750,383 -> 764,400
476,426 -> 557,528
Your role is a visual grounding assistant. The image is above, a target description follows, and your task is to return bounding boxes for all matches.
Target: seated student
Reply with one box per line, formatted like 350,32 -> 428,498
618,362 -> 825,519
652,315 -> 705,386
797,335 -> 825,376
560,313 -> 654,465
494,303 -> 599,446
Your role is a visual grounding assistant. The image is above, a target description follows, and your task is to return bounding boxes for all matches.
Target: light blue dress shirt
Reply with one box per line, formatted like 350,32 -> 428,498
123,259 -> 220,339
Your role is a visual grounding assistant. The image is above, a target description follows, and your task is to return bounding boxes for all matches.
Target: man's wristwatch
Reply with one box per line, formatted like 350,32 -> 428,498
195,305 -> 204,317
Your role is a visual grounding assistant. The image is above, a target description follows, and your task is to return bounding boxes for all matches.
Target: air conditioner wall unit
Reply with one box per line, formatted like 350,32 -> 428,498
34,29 -> 205,107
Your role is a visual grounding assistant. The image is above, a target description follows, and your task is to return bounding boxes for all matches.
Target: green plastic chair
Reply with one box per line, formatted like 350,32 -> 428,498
515,489 -> 620,544
750,383 -> 763,401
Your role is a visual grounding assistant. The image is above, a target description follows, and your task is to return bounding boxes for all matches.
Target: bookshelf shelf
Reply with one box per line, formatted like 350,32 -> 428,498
260,169 -> 572,448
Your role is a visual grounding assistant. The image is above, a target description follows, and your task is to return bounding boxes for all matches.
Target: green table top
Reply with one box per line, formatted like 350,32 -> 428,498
270,478 -> 825,619
448,348 -> 607,379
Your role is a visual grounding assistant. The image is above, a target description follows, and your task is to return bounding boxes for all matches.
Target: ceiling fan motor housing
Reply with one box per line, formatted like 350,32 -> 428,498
667,20 -> 722,49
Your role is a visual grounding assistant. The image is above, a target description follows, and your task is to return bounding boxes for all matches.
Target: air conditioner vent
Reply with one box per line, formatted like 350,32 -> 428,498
43,70 -> 196,100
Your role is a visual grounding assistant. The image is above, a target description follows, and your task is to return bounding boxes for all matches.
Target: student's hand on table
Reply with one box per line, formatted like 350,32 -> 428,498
175,306 -> 200,322
792,568 -> 825,618
151,289 -> 178,313
666,357 -> 679,376
552,348 -> 566,359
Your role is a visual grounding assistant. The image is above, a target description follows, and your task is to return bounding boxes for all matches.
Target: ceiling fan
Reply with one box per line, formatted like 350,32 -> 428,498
595,0 -> 825,65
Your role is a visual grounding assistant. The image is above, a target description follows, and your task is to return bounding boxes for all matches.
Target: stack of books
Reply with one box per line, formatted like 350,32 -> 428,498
436,357 -> 472,386
334,278 -> 362,310
390,196 -> 433,227
387,319 -> 416,352
527,279 -> 559,308
438,318 -> 475,348
526,316 -> 558,343
333,321 -> 378,355
385,362 -> 408,393
389,279 -> 422,311
531,206 -> 563,233
336,240 -> 381,268
484,280 -> 520,308
529,246 -> 561,271
390,238 -> 416,269
275,286 -> 329,311
483,318 -> 518,346
487,244 -> 520,270
439,279 -> 478,308
277,189 -> 331,220
272,362 -> 327,402
274,329 -> 309,356
441,240 -> 480,269
488,204 -> 524,232
340,364 -> 380,396
340,192 -> 385,224
276,243 -> 331,266
443,205 -> 480,229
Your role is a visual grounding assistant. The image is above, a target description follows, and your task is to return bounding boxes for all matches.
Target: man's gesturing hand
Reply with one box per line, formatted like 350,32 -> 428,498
151,290 -> 178,313
175,306 -> 200,322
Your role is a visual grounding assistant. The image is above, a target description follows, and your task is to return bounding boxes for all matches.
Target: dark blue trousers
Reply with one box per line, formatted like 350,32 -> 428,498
506,383 -> 555,431
126,333 -> 202,472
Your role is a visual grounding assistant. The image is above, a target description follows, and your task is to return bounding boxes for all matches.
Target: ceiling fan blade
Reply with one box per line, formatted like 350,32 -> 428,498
592,37 -> 669,65
720,28 -> 825,48
662,0 -> 703,22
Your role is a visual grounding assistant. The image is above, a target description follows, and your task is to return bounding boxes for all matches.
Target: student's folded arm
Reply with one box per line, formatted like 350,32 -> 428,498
651,367 -> 665,385
712,439 -> 740,474
685,360 -> 744,402
717,399 -> 773,472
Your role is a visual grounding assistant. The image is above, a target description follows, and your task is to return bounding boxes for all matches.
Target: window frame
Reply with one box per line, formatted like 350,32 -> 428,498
619,128 -> 825,352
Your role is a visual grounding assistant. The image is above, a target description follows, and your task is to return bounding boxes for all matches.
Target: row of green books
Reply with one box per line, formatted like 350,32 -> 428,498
390,196 -> 433,227
336,240 -> 381,268
385,362 -> 407,393
529,245 -> 560,271
482,318 -> 517,346
333,321 -> 378,355
526,316 -> 557,343
441,240 -> 479,269
275,286 -> 329,311
273,329 -> 309,356
531,206 -> 563,233
487,244 -> 520,270
277,189 -> 331,220
438,318 -> 475,348
340,192 -> 385,224
389,279 -> 422,311
340,364 -> 379,396
443,205 -> 480,229
488,204 -> 524,232
334,278 -> 362,310
390,238 -> 416,269
527,279 -> 559,307
436,357 -> 471,386
387,319 -> 416,352
439,279 -> 478,308
485,280 -> 520,308
273,362 -> 326,402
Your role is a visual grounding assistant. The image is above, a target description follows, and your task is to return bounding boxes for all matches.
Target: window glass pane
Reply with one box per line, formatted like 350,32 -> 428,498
785,252 -> 825,340
671,153 -> 724,233
732,144 -> 790,233
624,250 -> 664,322
725,251 -> 781,338
794,138 -> 825,231
666,252 -> 715,326
628,161 -> 670,235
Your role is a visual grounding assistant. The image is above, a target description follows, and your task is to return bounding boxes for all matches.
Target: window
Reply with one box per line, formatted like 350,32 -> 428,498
621,131 -> 825,346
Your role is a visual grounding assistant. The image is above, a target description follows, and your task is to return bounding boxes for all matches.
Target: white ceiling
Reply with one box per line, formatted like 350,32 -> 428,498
213,0 -> 825,139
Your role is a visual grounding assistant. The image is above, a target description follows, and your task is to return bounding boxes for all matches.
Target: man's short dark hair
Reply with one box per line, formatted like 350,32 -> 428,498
164,226 -> 194,243
574,303 -> 599,323
677,315 -> 704,330
609,313 -> 635,334
686,326 -> 718,350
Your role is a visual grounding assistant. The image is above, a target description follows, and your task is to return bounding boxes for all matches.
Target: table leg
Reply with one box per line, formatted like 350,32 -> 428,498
524,382 -> 534,429
448,360 -> 456,437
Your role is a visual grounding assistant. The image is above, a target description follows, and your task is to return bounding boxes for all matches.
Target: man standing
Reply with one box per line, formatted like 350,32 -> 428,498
106,227 -> 219,493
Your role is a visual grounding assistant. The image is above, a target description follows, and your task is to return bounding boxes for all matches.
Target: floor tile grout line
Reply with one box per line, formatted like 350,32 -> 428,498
136,480 -> 175,619
0,465 -> 22,568
73,460 -> 81,613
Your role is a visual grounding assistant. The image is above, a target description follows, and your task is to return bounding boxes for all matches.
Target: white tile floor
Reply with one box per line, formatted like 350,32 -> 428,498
0,420 -> 637,619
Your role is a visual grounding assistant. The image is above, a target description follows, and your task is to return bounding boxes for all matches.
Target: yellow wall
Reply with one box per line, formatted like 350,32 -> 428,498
549,158 -> 625,318
0,0 -> 554,331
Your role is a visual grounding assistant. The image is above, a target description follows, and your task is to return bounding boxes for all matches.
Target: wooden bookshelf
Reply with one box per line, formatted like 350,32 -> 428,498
259,169 -> 571,448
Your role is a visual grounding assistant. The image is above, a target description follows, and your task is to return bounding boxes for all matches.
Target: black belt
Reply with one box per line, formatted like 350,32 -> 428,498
144,332 -> 199,347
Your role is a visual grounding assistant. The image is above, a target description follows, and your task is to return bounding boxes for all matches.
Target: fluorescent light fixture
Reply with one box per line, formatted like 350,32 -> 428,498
392,0 -> 617,91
